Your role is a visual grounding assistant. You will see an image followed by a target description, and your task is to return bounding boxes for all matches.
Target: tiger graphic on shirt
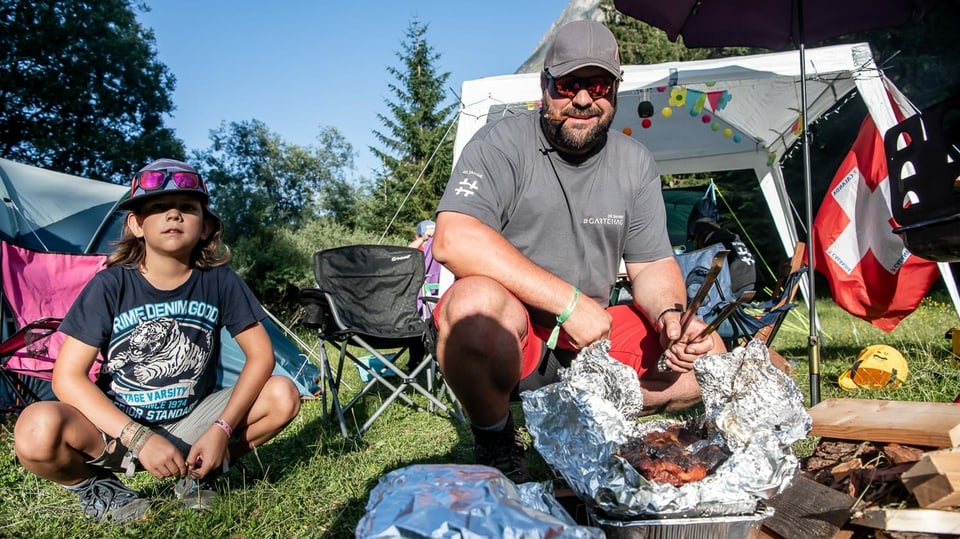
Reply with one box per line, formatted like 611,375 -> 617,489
110,317 -> 211,385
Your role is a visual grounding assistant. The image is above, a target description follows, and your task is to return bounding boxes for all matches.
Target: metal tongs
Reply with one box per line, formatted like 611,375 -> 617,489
657,250 -> 729,372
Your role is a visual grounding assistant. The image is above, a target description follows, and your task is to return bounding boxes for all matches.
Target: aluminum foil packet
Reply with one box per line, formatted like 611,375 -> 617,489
355,464 -> 604,538
521,339 -> 811,520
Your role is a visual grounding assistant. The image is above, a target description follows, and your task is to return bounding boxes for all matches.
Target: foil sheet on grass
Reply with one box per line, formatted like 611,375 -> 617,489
521,339 -> 811,520
355,464 -> 604,538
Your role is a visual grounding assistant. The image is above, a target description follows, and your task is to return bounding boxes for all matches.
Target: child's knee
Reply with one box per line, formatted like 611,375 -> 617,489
263,376 -> 300,419
13,403 -> 63,459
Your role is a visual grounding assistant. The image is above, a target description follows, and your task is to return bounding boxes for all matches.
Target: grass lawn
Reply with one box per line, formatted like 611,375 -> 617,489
1,295 -> 958,538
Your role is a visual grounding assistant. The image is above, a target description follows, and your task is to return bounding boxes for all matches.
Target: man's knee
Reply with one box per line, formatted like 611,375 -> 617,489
640,370 -> 702,415
441,277 -> 512,323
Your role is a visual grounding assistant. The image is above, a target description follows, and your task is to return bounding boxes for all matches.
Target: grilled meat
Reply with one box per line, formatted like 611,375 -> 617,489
619,423 -> 731,487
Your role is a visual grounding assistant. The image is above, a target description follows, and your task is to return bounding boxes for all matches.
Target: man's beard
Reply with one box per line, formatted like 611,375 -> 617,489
542,107 -> 615,154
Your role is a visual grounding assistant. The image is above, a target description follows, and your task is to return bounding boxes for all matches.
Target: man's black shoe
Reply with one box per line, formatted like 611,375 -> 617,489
471,413 -> 531,483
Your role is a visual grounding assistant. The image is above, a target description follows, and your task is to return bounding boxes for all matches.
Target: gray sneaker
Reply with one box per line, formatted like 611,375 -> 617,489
75,470 -> 151,523
174,474 -> 218,511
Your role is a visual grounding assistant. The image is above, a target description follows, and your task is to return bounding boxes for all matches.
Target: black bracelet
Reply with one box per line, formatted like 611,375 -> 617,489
656,304 -> 684,326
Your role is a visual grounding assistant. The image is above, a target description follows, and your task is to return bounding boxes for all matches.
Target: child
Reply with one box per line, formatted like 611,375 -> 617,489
13,158 -> 301,523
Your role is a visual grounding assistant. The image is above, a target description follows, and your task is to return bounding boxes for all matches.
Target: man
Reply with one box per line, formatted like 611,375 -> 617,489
430,20 -> 723,483
408,219 -> 435,251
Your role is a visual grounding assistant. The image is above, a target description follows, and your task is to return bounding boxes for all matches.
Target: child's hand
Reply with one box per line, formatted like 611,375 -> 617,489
185,426 -> 230,479
137,434 -> 186,479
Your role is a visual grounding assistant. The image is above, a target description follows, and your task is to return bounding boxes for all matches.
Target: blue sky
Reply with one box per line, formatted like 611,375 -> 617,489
136,1 -> 570,180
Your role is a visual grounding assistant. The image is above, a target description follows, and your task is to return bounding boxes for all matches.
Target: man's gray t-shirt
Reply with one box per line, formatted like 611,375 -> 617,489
438,111 -> 673,311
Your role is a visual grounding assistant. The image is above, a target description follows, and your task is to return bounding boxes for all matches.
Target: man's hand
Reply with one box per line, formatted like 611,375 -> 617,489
657,316 -> 716,373
560,294 -> 611,350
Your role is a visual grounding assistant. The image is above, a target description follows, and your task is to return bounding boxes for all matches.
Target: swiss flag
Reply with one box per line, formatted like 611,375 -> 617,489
812,115 -> 939,332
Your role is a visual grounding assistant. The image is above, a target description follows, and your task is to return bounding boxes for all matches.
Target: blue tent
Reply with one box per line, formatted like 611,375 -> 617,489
0,158 -> 320,407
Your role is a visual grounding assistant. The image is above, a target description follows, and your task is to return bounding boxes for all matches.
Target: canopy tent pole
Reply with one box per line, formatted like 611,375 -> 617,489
798,1 -> 823,406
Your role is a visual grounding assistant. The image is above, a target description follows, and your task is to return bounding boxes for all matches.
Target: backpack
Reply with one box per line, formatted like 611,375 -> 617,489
675,243 -> 735,337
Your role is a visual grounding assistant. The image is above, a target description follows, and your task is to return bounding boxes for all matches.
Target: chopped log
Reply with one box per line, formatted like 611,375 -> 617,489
808,399 -> 960,448
762,476 -> 854,539
850,508 -> 960,534
908,472 -> 960,509
901,450 -> 960,509
831,459 -> 862,483
881,443 -> 925,466
865,463 -> 917,482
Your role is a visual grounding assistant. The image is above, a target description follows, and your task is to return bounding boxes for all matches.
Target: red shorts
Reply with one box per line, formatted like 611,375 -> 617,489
434,284 -> 664,379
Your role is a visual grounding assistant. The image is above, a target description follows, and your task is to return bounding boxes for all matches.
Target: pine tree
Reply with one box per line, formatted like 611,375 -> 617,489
368,18 -> 457,237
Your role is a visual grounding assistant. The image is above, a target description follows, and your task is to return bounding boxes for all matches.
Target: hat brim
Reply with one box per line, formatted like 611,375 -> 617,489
838,370 -> 858,391
839,366 -> 903,390
547,60 -> 622,80
118,190 -> 210,212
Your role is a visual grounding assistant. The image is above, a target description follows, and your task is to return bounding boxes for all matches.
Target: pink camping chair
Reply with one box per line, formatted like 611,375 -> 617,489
0,241 -> 107,412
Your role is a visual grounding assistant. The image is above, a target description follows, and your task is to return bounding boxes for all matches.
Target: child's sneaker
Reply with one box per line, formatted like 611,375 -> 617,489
174,473 -> 218,511
73,470 -> 151,523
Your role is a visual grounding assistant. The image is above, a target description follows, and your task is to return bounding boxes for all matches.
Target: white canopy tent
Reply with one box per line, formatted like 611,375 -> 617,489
452,42 -> 960,315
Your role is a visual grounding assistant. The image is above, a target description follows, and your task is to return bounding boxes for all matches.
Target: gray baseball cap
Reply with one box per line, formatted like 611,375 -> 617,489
543,20 -> 622,80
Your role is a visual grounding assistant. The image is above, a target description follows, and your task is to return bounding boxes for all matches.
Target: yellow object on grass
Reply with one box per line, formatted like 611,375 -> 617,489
838,344 -> 908,390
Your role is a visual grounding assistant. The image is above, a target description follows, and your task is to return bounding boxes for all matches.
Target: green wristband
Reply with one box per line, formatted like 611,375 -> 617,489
547,287 -> 580,350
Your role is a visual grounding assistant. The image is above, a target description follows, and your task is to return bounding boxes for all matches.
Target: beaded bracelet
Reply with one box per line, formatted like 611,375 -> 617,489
130,429 -> 154,454
213,418 -> 234,438
118,420 -> 142,447
121,428 -> 155,477
546,287 -> 580,350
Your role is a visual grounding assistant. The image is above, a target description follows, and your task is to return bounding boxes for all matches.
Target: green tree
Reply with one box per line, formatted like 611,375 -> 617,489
0,0 -> 183,182
196,119 -> 357,239
368,18 -> 456,238
193,119 -> 358,307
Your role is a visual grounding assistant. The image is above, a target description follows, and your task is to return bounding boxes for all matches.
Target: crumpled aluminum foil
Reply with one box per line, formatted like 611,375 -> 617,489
521,339 -> 811,520
355,464 -> 604,538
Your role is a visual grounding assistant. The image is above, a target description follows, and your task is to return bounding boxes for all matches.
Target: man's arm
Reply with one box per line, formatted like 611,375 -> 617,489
432,211 -> 610,349
625,257 -> 687,330
626,257 -> 719,372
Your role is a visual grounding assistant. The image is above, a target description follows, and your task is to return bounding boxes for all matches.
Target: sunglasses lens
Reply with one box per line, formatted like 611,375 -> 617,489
552,75 -> 612,99
552,76 -> 576,98
171,172 -> 199,189
138,171 -> 166,190
586,78 -> 612,98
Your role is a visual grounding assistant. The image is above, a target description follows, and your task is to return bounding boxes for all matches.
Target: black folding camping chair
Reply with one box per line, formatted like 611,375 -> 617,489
611,242 -> 803,350
300,244 -> 463,438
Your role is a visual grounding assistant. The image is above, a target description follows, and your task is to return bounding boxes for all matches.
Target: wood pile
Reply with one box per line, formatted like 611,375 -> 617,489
759,398 -> 960,539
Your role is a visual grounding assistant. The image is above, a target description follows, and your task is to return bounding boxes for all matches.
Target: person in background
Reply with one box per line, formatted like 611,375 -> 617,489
430,21 -> 723,483
409,219 -> 436,251
13,158 -> 301,523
